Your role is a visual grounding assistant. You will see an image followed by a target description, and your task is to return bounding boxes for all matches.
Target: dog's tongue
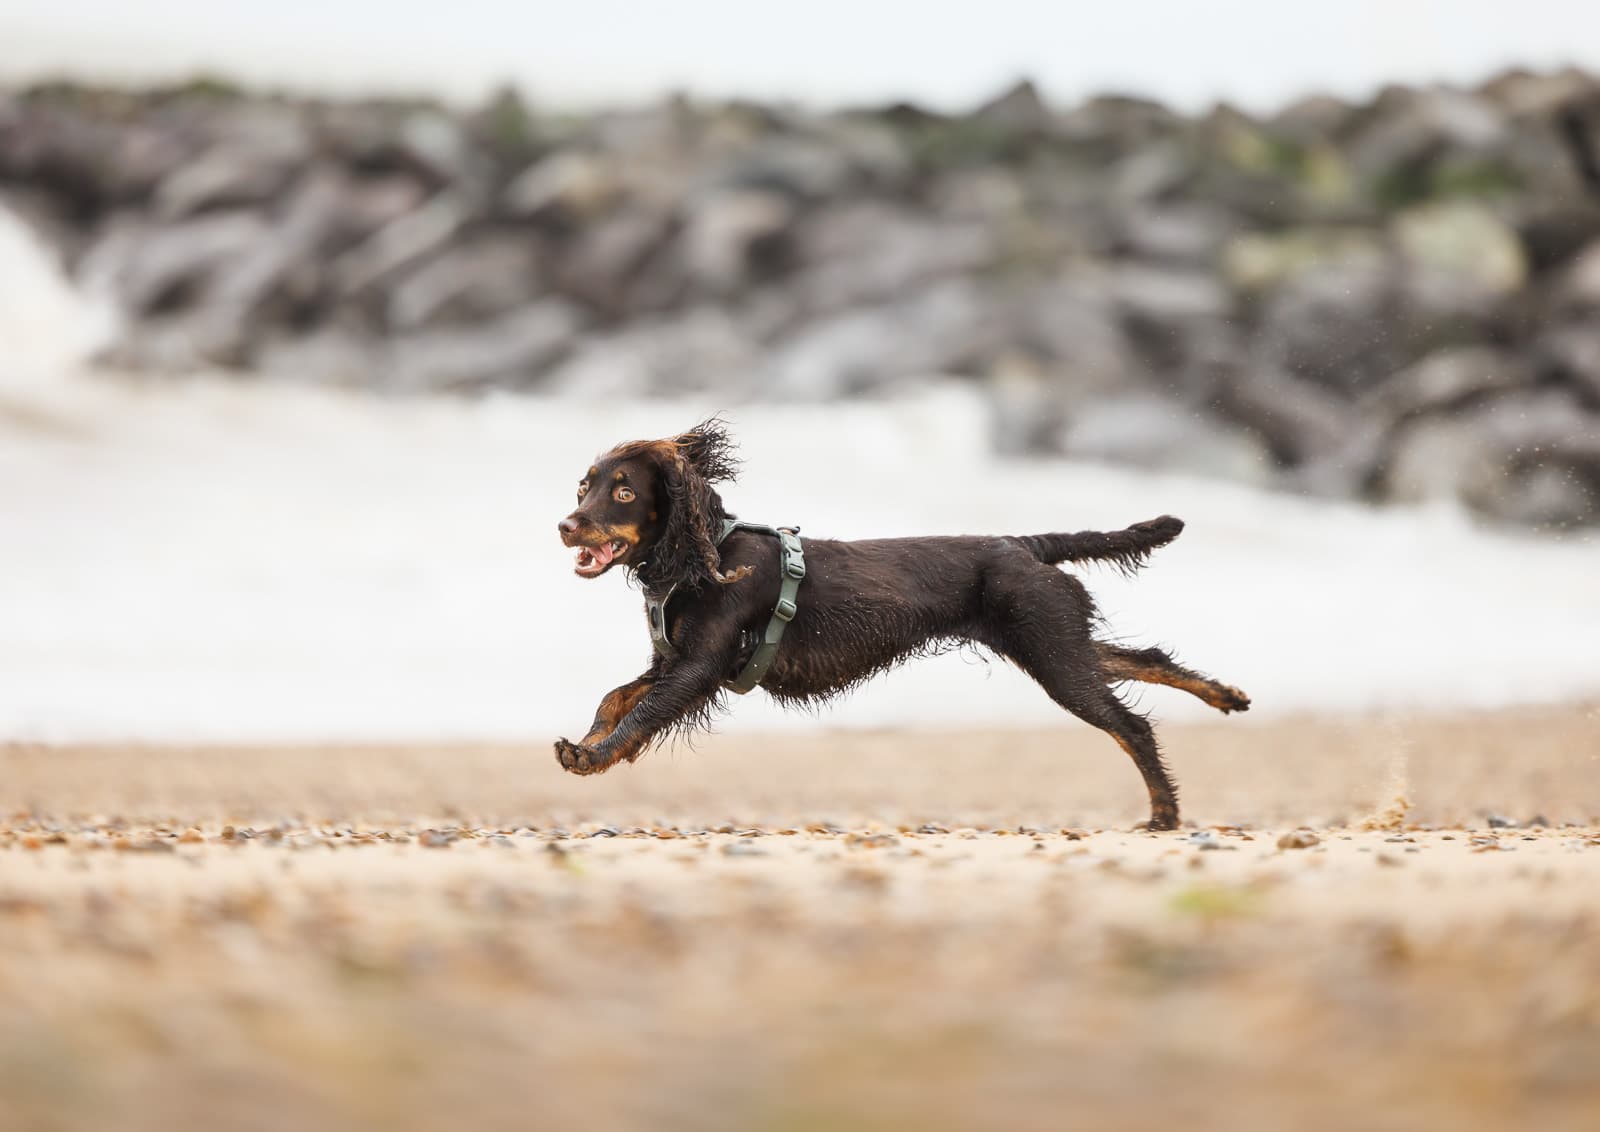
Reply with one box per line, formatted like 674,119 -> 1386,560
577,542 -> 616,571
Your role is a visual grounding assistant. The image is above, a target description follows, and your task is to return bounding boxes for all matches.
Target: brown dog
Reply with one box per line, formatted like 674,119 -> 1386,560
556,418 -> 1248,830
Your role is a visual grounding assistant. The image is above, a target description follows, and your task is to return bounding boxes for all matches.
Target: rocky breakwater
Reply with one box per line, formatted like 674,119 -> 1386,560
3,72 -> 1600,528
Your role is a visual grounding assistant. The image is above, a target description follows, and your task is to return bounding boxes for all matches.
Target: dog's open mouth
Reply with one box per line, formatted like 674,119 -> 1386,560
574,538 -> 630,578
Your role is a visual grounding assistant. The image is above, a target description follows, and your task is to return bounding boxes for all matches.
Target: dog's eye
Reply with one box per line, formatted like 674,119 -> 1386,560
576,482 -> 589,500
613,485 -> 635,503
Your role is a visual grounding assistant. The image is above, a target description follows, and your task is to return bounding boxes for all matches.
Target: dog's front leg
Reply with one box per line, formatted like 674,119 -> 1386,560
580,673 -> 656,746
554,656 -> 727,776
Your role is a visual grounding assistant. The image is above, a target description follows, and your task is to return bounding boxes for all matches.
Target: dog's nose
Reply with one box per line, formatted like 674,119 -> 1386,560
558,517 -> 579,537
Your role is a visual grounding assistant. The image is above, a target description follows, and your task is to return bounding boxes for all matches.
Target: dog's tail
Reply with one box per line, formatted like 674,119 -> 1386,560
1013,515 -> 1185,573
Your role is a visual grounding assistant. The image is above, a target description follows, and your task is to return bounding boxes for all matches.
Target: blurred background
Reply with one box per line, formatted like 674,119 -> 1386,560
3,0 -> 1600,742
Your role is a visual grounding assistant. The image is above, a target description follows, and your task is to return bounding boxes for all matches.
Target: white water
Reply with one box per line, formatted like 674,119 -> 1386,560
3,207 -> 1598,743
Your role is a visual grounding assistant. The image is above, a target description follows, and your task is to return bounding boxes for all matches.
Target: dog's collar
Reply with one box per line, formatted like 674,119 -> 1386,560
645,520 -> 805,695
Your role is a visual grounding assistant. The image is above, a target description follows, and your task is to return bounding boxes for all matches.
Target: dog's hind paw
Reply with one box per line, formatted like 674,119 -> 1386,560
555,738 -> 613,775
1136,806 -> 1182,832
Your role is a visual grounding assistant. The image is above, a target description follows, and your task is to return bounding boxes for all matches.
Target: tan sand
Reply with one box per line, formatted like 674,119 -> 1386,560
2,705 -> 1599,1131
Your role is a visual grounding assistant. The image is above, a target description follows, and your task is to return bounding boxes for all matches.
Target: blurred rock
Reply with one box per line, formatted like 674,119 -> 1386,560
553,205 -> 680,314
333,190 -> 471,297
1343,85 -> 1506,190
1553,239 -> 1600,310
387,302 -> 583,392
1392,201 -> 1526,297
970,79 -> 1055,135
6,72 -> 1600,526
1058,393 -> 1274,485
986,352 -> 1069,455
502,151 -> 622,225
761,280 -> 1001,398
1217,366 -> 1364,473
680,187 -> 795,294
793,203 -> 996,314
1381,391 -> 1600,526
543,306 -> 759,397
189,171 -> 351,363
1363,346 -> 1534,420
80,210 -> 270,317
1539,325 -> 1600,405
386,233 -> 544,330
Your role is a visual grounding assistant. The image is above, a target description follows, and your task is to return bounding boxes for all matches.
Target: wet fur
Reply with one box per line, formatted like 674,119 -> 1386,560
555,418 -> 1250,830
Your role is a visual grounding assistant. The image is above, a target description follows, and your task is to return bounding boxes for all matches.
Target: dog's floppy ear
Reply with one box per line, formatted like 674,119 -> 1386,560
670,416 -> 740,484
641,419 -> 750,588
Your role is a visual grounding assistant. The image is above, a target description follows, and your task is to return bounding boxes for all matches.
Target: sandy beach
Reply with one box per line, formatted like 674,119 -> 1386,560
3,705 -> 1598,1131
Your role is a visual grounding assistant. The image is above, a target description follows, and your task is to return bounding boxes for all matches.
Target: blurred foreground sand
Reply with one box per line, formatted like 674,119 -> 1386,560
3,706 -> 1599,1132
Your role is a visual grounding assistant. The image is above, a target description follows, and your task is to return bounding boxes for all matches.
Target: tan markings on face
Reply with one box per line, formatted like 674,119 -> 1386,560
614,470 -> 625,481
648,510 -> 657,521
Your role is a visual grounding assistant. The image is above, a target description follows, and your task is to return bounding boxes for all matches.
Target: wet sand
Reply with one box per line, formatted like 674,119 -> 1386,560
3,705 -> 1599,1131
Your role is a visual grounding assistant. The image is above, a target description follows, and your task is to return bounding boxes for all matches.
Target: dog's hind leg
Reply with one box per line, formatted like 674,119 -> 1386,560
1097,644 -> 1251,715
978,557 -> 1182,831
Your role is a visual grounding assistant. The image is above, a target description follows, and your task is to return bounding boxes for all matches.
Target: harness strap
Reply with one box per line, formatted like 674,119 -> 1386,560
645,519 -> 806,695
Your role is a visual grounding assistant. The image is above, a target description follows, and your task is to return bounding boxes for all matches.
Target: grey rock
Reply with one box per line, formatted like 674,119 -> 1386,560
1009,271 -> 1139,396
1255,256 -> 1486,396
190,171 -> 351,363
332,190 -> 472,297
1107,139 -> 1194,203
760,279 -> 1002,398
7,76 -> 1600,526
1106,263 -> 1229,322
1217,366 -> 1367,474
154,145 -> 302,219
1344,86 -> 1507,181
712,134 -> 858,199
78,210 -> 270,317
553,206 -> 680,314
1554,239 -> 1600,312
680,187 -> 795,294
1392,201 -> 1526,298
541,306 -> 759,397
387,302 -> 582,392
386,234 -> 544,330
501,151 -> 622,223
1539,325 -> 1600,404
1363,346 -> 1534,421
1112,203 -> 1236,265
1480,68 -> 1597,116
970,79 -> 1054,134
1382,391 -> 1600,526
986,354 -> 1069,455
1058,393 -> 1275,485
792,203 -> 997,315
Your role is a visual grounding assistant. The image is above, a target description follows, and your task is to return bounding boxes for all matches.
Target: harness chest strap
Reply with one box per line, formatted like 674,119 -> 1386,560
645,519 -> 806,695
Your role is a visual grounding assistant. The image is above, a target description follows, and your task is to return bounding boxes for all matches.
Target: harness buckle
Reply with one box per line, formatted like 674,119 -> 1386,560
773,597 -> 798,622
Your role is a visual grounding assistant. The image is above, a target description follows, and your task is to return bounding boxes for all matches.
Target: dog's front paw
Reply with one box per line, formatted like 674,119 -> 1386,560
555,738 -> 612,775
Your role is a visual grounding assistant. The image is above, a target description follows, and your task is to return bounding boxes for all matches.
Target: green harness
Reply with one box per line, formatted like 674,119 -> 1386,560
645,519 -> 806,695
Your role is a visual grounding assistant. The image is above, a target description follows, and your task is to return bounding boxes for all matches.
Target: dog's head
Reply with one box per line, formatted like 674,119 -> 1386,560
559,417 -> 750,588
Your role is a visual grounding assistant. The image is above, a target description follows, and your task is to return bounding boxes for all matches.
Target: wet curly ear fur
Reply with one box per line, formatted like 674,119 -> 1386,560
636,417 -> 752,591
670,416 -> 741,485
